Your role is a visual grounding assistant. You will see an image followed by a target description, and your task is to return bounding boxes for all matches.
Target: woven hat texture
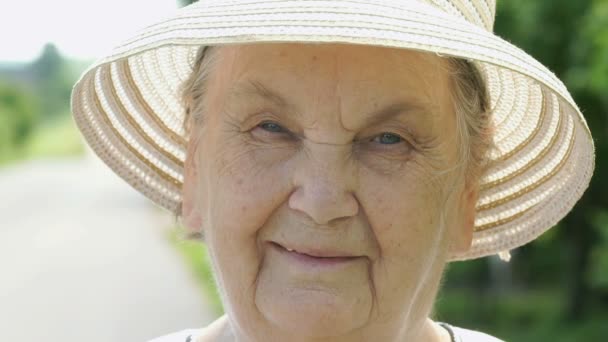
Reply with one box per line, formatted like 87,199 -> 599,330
71,0 -> 595,261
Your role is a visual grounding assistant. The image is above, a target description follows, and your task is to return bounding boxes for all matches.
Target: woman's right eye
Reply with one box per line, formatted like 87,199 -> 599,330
258,121 -> 285,133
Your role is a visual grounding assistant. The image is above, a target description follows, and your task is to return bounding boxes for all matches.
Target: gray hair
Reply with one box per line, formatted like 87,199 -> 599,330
447,58 -> 493,184
182,46 -> 220,137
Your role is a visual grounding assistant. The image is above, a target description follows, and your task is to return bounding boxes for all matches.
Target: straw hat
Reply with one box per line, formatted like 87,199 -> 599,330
71,0 -> 594,261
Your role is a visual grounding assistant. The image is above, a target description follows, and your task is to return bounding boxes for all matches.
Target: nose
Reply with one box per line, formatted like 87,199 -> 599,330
288,142 -> 359,225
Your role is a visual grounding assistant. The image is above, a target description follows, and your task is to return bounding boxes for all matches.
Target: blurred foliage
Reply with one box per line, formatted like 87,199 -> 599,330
0,43 -> 84,165
28,44 -> 74,121
0,81 -> 38,163
177,0 -> 197,7
167,226 -> 224,316
23,114 -> 85,159
438,0 -> 608,340
435,289 -> 608,341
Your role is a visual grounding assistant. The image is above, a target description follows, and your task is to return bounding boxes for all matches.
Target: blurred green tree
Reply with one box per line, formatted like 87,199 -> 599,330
0,81 -> 38,162
493,0 -> 608,320
178,0 -> 198,7
28,43 -> 72,121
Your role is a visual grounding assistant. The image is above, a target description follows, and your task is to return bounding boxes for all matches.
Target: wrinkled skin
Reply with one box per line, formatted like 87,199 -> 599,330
182,43 -> 478,342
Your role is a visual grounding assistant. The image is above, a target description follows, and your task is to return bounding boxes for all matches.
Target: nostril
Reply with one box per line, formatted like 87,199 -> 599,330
288,185 -> 358,225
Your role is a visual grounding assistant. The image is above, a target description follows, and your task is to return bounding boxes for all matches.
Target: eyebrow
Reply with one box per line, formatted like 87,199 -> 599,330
363,101 -> 431,127
228,79 -> 431,125
228,79 -> 296,112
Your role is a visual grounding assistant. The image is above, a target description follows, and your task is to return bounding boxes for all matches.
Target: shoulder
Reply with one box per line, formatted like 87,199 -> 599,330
147,316 -> 230,342
450,325 -> 505,342
146,329 -> 202,342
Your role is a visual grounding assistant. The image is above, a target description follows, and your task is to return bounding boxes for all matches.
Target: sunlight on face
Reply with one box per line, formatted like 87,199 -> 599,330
184,43 -> 470,341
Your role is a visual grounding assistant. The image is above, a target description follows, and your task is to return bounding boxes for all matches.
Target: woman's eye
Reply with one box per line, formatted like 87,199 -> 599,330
372,132 -> 404,145
250,121 -> 295,142
258,121 -> 285,133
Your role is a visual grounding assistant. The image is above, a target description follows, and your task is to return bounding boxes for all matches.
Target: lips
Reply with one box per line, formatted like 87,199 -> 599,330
269,241 -> 362,265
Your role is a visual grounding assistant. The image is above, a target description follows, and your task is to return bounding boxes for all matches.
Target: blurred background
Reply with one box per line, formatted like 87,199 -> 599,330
0,0 -> 606,341
0,1 -> 216,341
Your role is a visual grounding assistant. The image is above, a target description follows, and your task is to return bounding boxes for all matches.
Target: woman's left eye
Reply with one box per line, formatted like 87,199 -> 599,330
372,132 -> 404,145
250,120 -> 295,142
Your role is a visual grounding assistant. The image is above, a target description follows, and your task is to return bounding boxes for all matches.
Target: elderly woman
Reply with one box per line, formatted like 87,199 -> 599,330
71,1 -> 594,341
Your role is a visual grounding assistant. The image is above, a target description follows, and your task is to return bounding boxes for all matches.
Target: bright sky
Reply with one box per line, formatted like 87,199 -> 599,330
0,0 -> 178,63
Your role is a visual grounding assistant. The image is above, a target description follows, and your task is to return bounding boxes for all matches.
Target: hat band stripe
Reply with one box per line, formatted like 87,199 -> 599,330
491,72 -> 533,147
478,93 -> 563,205
475,118 -> 575,231
104,65 -> 185,168
105,2 -> 580,120
117,14 -> 475,54
122,60 -> 188,147
484,65 -> 506,126
109,14 -> 569,106
490,90 -> 544,163
91,76 -> 183,187
114,60 -> 187,156
75,74 -> 182,203
115,0 -> 475,49
432,0 -> 488,29
477,109 -> 574,213
117,22 -> 552,85
480,91 -> 553,189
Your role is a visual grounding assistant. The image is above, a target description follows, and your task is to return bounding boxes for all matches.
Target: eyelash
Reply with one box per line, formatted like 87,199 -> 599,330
370,132 -> 405,145
258,121 -> 287,134
254,121 -> 412,148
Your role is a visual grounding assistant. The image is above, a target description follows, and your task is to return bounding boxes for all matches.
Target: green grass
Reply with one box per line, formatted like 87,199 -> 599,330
435,288 -> 608,341
23,114 -> 85,159
167,226 -> 224,316
0,114 -> 85,166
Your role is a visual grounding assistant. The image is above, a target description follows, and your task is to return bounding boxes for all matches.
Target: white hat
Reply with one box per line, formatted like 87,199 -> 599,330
70,0 -> 595,260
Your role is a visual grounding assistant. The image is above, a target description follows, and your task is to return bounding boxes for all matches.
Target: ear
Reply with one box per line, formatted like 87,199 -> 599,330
449,181 -> 479,256
181,134 -> 204,234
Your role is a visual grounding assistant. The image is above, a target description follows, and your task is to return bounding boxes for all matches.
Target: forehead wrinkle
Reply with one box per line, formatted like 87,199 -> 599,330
330,51 -> 346,134
222,47 -> 443,138
226,78 -> 436,140
301,50 -> 344,133
362,101 -> 434,128
228,79 -> 297,113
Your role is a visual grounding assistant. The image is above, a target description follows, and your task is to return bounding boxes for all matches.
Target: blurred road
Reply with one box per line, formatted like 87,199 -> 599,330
0,153 -> 215,341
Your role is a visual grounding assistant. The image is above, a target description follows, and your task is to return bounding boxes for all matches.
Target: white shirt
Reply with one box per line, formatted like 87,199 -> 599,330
147,324 -> 505,342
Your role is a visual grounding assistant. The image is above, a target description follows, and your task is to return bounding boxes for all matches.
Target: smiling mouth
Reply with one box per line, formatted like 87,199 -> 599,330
269,242 -> 362,266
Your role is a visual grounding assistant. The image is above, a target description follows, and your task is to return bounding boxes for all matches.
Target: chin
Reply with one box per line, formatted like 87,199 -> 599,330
255,286 -> 372,338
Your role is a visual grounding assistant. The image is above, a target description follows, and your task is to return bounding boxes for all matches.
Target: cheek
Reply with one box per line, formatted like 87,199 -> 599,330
198,130 -> 294,287
358,165 -> 445,310
202,130 -> 292,237
195,130 -> 297,325
360,166 -> 443,259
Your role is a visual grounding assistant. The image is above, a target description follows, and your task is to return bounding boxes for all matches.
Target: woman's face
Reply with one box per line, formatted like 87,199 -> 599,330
183,43 -> 476,341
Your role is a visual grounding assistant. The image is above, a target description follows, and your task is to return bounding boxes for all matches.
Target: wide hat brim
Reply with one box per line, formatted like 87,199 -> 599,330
71,0 -> 594,261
